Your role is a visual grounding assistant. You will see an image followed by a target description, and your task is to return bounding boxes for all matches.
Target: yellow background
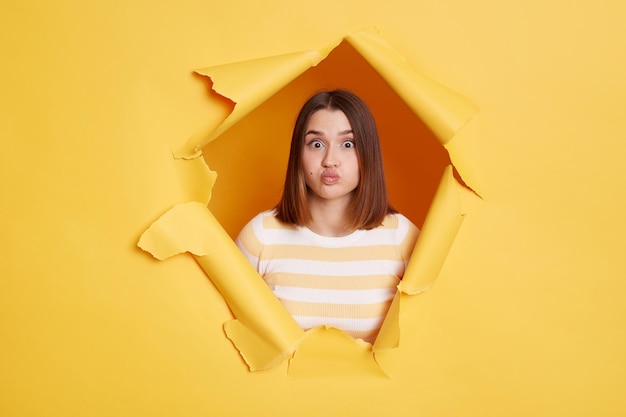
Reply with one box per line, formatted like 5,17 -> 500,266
2,1 -> 626,416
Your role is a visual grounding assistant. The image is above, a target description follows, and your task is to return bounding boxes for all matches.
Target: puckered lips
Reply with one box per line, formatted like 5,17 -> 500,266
321,170 -> 340,185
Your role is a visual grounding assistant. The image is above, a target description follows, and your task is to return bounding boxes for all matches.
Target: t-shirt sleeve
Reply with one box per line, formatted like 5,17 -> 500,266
399,216 -> 419,263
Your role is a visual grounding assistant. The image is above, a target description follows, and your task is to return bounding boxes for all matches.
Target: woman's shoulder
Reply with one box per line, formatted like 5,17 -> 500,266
238,209 -> 302,249
241,209 -> 296,234
381,212 -> 415,229
378,212 -> 419,242
247,209 -> 275,223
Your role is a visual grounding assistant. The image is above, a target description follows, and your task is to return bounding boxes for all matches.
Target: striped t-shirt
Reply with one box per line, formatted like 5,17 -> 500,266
236,210 -> 419,343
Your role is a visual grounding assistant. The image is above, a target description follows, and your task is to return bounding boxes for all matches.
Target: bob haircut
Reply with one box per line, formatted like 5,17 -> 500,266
275,89 -> 395,230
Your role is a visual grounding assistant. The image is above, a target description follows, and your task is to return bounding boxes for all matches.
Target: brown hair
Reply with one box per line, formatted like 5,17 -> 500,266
275,89 -> 395,230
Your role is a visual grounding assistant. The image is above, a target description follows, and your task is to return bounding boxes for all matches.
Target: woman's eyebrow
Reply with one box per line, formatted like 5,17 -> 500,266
305,129 -> 353,136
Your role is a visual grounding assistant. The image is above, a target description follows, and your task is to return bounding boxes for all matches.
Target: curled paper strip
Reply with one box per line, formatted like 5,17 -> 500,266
400,165 -> 467,295
346,29 -> 476,144
373,165 -> 468,352
175,47 -> 337,158
138,202 -> 305,371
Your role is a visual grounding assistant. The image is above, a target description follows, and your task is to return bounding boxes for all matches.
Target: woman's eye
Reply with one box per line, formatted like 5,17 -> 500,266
309,140 -> 324,149
342,140 -> 355,149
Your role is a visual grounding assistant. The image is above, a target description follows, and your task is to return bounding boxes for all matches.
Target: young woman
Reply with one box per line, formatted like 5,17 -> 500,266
236,89 -> 419,344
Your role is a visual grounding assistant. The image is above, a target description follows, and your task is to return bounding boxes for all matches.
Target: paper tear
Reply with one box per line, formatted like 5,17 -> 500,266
346,28 -> 477,143
175,46 -> 338,159
372,165 -> 473,352
288,327 -> 388,378
399,165 -> 467,295
174,88 -> 235,160
140,28 -> 480,374
138,203 -> 211,260
224,319 -> 298,371
175,28 -> 477,159
372,292 -> 402,352
444,131 -> 484,199
138,202 -> 305,371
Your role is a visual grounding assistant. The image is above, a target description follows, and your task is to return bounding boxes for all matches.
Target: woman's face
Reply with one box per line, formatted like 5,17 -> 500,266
301,109 -> 360,205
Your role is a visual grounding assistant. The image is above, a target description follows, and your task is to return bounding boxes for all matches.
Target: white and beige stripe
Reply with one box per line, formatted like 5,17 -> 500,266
236,210 -> 418,343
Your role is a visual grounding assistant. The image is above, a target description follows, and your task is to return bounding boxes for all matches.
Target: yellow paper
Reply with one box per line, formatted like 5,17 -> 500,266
288,327 -> 388,378
399,165 -> 467,295
138,29 -> 480,374
346,29 -> 477,143
175,47 -> 337,158
138,202 -> 305,371
374,165 -> 474,351
6,1 -> 626,415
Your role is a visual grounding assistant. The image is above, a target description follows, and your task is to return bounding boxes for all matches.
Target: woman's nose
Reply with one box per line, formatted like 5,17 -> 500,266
322,149 -> 338,167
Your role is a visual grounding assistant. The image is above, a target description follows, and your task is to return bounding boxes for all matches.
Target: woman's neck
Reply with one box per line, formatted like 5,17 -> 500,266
306,195 -> 353,237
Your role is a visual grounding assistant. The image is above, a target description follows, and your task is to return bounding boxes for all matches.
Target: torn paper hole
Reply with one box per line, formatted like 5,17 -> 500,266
139,28 -> 480,375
